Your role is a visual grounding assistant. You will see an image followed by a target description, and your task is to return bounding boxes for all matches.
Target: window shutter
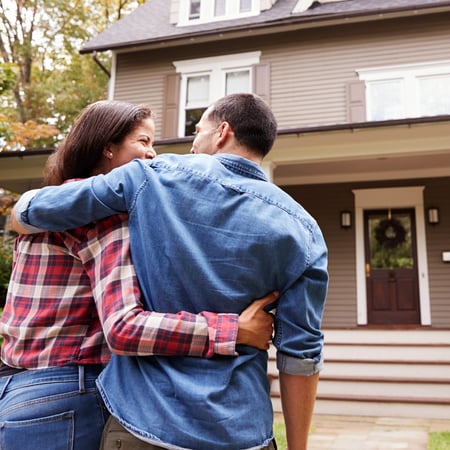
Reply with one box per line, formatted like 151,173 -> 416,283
346,80 -> 366,122
253,63 -> 271,104
162,73 -> 181,138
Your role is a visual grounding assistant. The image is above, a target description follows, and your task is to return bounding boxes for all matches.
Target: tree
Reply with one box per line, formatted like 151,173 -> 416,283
0,0 -> 146,151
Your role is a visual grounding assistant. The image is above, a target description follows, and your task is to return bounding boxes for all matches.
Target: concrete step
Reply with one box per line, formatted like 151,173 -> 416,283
268,329 -> 450,419
270,377 -> 450,400
271,396 -> 450,420
323,344 -> 450,363
321,361 -> 450,379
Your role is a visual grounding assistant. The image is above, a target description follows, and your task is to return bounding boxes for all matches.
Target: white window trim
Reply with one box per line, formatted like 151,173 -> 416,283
178,0 -> 260,26
357,60 -> 450,120
174,52 -> 261,137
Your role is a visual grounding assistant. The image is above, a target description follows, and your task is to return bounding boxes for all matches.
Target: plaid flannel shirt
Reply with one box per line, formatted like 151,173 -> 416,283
0,214 -> 238,368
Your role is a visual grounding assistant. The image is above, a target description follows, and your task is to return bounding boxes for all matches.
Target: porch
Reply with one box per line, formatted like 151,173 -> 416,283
269,328 -> 450,420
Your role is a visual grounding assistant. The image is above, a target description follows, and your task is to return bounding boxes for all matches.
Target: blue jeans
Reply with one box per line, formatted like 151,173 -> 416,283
0,365 -> 109,450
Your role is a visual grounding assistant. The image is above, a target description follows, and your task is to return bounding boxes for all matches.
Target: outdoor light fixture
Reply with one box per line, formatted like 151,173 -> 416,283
427,207 -> 440,225
340,211 -> 352,228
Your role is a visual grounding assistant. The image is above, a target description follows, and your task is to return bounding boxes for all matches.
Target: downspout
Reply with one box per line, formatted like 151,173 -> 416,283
92,51 -> 111,78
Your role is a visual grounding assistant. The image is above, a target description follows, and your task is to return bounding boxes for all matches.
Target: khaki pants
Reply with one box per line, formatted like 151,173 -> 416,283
100,416 -> 277,450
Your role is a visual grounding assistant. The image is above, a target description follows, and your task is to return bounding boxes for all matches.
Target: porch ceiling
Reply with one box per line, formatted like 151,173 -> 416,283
1,119 -> 449,194
0,152 -> 50,194
268,120 -> 450,185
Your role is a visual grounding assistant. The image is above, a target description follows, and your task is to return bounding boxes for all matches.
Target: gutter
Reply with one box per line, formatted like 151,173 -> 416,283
2,115 -> 450,157
92,51 -> 111,78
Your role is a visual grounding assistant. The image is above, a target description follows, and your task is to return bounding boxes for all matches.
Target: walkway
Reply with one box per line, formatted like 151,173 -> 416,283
307,414 -> 450,450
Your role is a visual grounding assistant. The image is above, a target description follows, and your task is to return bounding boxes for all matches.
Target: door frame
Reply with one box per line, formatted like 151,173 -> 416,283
353,186 -> 431,325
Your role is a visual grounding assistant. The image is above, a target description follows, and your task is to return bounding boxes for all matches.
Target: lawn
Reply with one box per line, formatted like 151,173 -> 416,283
429,432 -> 450,450
273,419 -> 450,450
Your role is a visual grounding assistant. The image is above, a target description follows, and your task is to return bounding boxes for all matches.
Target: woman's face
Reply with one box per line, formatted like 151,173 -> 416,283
109,118 -> 156,169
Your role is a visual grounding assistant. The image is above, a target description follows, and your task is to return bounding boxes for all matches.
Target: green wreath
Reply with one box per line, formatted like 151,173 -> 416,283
374,218 -> 406,249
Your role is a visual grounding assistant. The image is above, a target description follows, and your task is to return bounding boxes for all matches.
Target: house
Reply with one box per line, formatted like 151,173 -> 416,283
1,0 -> 449,418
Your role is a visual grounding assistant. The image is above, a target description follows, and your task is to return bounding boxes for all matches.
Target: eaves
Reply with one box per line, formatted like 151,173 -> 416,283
2,115 -> 450,159
80,2 -> 450,55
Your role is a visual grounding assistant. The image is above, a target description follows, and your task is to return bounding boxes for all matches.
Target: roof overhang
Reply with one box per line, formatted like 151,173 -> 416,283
80,3 -> 450,54
2,116 -> 450,193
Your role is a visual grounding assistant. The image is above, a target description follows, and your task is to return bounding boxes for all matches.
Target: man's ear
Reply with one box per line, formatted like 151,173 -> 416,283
216,121 -> 232,147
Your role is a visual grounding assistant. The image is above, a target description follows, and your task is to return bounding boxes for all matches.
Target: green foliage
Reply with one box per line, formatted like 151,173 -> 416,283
429,432 -> 450,450
0,236 -> 13,308
0,62 -> 17,95
0,0 -> 146,151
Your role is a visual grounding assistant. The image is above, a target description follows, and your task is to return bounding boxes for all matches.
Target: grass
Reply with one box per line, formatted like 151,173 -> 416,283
273,420 -> 287,448
429,432 -> 450,450
274,417 -> 450,450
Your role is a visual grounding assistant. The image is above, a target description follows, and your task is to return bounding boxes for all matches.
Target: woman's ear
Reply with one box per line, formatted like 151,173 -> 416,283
103,147 -> 113,159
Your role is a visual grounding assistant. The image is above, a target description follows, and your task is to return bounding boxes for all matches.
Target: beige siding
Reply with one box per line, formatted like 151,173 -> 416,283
281,183 -> 358,328
423,177 -> 450,328
264,14 -> 450,128
114,53 -> 175,140
112,13 -> 450,134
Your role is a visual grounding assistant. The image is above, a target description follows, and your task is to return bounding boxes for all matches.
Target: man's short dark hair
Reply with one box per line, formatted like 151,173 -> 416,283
207,93 -> 277,157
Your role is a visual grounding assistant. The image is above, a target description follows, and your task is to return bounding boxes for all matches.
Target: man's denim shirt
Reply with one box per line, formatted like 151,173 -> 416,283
17,153 -> 328,450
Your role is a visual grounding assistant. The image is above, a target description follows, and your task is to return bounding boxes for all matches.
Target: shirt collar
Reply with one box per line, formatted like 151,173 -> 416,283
214,154 -> 268,182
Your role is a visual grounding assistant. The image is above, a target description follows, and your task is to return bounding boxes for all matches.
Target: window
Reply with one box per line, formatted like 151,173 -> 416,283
189,0 -> 201,19
174,52 -> 260,136
358,61 -> 450,121
178,0 -> 260,25
358,61 -> 450,120
214,0 -> 226,17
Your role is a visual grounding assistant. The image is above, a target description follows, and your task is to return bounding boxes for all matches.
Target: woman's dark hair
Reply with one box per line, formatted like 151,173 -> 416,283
206,93 -> 277,157
44,101 -> 154,185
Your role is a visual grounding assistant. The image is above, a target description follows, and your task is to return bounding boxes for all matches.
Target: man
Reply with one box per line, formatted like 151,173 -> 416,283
13,93 -> 328,450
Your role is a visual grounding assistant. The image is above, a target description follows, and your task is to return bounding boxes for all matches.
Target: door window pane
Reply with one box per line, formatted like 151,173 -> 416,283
368,211 -> 413,269
225,70 -> 250,95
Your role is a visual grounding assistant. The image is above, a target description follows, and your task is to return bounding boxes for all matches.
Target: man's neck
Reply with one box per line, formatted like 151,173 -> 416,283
216,147 -> 262,165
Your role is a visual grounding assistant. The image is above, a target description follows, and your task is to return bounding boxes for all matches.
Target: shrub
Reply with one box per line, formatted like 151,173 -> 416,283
0,236 -> 14,308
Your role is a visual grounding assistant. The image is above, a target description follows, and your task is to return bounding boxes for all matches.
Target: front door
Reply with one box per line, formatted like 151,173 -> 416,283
364,209 -> 420,324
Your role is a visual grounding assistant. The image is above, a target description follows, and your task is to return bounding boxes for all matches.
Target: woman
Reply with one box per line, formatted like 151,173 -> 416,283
0,101 -> 275,450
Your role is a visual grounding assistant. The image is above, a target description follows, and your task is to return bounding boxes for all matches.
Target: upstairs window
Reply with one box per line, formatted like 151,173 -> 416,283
174,52 -> 260,136
358,61 -> 450,121
179,0 -> 260,25
189,0 -> 201,19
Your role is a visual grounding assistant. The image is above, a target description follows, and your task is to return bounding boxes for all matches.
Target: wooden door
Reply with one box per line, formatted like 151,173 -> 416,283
364,209 -> 420,324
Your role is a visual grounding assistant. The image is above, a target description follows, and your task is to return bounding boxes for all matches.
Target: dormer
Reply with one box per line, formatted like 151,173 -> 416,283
293,0 -> 345,13
171,0 -> 278,26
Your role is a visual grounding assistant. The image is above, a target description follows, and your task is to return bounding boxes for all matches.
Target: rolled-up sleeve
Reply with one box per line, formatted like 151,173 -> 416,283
274,222 -> 328,376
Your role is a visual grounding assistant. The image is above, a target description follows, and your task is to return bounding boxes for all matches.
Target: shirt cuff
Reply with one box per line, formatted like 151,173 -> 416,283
14,189 -> 47,233
203,312 -> 239,357
276,351 -> 324,376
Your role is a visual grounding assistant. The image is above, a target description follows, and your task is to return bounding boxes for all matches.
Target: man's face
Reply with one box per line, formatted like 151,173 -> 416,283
190,110 -> 219,155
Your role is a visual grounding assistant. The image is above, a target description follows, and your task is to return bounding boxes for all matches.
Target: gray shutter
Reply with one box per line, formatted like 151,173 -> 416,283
346,80 -> 366,122
253,63 -> 271,104
162,73 -> 181,138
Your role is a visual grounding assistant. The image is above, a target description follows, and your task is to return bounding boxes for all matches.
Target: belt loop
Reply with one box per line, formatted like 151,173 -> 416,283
78,365 -> 86,393
0,376 -> 12,400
